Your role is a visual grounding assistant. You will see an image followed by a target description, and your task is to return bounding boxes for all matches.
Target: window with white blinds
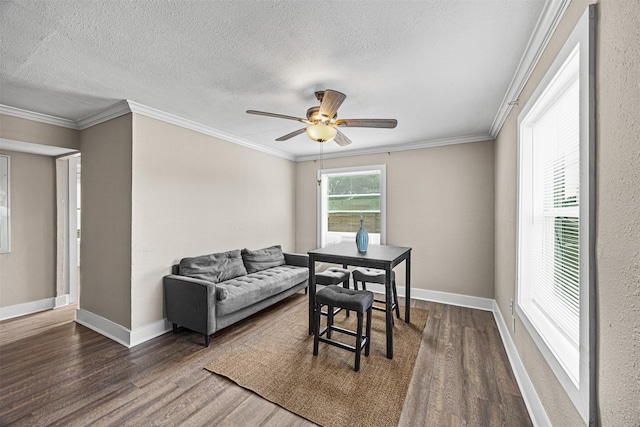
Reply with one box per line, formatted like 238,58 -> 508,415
517,7 -> 594,423
518,48 -> 581,383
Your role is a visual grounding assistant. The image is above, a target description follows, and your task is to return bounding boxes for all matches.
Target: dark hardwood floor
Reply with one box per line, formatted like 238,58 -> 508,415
0,293 -> 532,426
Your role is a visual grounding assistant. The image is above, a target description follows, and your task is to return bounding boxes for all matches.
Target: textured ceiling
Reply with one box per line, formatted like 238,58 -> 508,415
1,0 -> 550,159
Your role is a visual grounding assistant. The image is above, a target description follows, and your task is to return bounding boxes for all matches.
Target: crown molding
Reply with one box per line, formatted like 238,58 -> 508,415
294,133 -> 493,162
0,104 -> 78,129
4,99 -> 295,160
489,0 -> 571,137
75,100 -> 132,130
125,101 -> 296,161
2,100 -> 492,163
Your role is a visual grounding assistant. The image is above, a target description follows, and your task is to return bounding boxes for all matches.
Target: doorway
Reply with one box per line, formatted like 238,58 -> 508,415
56,154 -> 80,306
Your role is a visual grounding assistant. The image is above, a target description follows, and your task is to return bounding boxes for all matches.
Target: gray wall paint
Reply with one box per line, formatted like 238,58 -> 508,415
494,0 -> 640,425
129,114 -> 297,329
0,150 -> 56,307
295,141 -> 495,299
79,114 -> 133,328
0,114 -> 79,310
0,114 -> 79,150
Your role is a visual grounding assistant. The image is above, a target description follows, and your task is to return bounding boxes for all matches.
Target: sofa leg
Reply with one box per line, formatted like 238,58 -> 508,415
172,323 -> 178,334
204,334 -> 210,347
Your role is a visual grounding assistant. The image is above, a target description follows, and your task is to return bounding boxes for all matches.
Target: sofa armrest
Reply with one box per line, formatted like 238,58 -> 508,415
284,252 -> 309,268
163,274 -> 217,336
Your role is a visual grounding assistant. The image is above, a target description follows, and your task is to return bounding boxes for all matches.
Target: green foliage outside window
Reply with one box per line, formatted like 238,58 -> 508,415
327,173 -> 381,233
553,158 -> 580,315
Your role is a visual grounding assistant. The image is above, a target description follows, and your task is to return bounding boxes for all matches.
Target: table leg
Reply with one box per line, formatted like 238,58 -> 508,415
405,254 -> 411,323
385,264 -> 393,359
308,255 -> 316,335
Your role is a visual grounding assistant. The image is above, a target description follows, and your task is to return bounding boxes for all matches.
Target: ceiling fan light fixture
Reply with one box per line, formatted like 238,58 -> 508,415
306,123 -> 337,142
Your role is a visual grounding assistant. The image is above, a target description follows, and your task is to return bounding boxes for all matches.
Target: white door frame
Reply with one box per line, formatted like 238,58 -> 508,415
56,154 -> 80,305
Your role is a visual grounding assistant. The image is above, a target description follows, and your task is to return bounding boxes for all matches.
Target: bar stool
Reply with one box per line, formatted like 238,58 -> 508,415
315,267 -> 351,317
352,267 -> 401,321
313,285 -> 373,372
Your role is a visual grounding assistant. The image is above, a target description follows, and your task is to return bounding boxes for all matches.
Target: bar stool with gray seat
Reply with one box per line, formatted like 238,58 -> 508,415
352,267 -> 401,322
313,285 -> 373,372
314,266 -> 352,317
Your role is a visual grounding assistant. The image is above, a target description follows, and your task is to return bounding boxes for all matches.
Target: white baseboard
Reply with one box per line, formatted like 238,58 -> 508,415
54,294 -> 69,308
492,301 -> 551,427
364,284 -> 548,426
75,308 -> 172,348
0,296 -> 72,321
130,318 -> 173,347
364,283 -> 494,311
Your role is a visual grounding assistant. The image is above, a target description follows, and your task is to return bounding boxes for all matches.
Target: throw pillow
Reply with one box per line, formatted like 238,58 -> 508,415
241,245 -> 286,274
179,249 -> 248,283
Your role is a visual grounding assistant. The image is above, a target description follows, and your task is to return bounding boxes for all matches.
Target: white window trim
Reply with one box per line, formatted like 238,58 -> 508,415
317,164 -> 386,248
515,5 -> 596,424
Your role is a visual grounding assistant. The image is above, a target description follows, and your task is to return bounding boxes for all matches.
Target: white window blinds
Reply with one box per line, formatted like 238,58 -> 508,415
531,76 -> 580,346
518,46 -> 581,385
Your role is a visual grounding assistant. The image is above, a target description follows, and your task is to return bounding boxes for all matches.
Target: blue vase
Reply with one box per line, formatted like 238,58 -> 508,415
356,218 -> 369,253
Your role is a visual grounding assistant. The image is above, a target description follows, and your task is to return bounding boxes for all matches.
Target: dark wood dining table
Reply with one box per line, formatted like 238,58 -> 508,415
308,243 -> 412,359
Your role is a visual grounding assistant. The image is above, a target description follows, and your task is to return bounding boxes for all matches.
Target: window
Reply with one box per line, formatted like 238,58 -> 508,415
317,165 -> 386,248
516,6 -> 595,423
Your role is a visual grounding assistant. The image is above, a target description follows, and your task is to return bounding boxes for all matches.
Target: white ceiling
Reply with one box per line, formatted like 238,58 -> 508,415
0,0 -> 564,160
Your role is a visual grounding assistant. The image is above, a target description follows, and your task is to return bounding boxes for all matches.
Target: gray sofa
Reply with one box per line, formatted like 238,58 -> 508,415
163,245 -> 308,346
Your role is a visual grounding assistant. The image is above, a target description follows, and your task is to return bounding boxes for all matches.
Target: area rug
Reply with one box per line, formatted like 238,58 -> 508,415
205,304 -> 428,427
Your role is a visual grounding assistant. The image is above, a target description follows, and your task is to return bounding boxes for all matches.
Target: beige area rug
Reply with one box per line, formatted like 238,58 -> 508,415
205,304 -> 428,427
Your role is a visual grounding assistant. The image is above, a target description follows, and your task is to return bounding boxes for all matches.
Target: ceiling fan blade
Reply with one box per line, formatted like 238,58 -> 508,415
318,90 -> 346,119
246,110 -> 308,123
335,118 -> 398,128
275,128 -> 307,141
334,130 -> 352,147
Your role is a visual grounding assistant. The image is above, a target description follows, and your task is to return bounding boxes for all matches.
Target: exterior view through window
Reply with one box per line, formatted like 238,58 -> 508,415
318,166 -> 385,248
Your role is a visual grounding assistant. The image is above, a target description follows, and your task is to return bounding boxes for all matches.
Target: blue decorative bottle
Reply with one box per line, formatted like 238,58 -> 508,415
356,218 -> 369,253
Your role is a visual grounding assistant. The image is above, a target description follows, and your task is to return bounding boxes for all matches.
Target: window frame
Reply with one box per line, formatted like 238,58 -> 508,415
317,164 -> 386,248
515,5 -> 596,424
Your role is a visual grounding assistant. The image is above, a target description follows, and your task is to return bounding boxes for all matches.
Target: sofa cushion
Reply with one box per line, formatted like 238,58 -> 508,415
216,265 -> 308,316
241,245 -> 286,274
179,249 -> 248,284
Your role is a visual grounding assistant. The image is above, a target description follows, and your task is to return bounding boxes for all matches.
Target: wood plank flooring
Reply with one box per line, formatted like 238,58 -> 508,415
0,294 -> 532,426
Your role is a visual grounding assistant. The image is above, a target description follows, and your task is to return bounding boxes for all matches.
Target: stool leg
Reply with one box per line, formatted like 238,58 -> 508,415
365,307 -> 372,356
343,277 -> 351,318
327,305 -> 334,339
392,279 -> 400,319
355,311 -> 363,372
313,302 -> 321,355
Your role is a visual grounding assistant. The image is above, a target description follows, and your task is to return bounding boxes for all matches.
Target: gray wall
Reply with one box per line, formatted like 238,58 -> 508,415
129,114 -> 297,329
494,0 -> 640,425
0,114 -> 79,150
0,150 -> 56,307
79,114 -> 133,328
79,113 -> 298,331
0,113 -> 79,310
295,140 -> 495,299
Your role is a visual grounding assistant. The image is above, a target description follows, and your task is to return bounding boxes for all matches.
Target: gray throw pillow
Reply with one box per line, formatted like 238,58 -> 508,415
179,249 -> 248,283
241,245 -> 286,274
